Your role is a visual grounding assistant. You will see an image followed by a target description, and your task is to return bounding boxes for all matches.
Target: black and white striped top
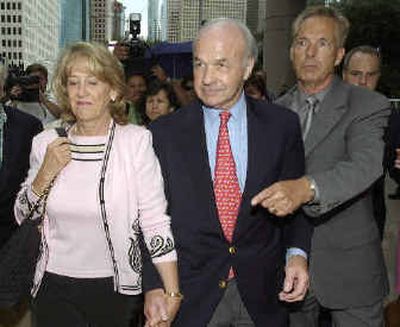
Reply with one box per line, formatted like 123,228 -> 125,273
69,135 -> 106,162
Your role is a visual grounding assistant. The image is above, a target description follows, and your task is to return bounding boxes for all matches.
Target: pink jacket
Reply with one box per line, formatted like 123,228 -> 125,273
15,121 -> 177,296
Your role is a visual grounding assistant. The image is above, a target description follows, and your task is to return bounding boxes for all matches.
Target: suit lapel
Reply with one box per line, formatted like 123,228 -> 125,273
304,78 -> 348,156
276,79 -> 349,157
175,103 -> 224,236
234,99 -> 270,240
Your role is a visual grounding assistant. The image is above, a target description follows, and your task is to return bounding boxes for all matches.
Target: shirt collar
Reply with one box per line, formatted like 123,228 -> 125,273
296,79 -> 333,108
202,92 -> 247,122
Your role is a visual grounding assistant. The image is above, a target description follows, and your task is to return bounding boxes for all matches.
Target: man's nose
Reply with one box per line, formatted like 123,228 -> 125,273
359,73 -> 368,86
306,43 -> 317,57
202,66 -> 215,85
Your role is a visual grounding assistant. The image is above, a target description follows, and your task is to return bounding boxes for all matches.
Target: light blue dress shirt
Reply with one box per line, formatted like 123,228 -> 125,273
202,92 -> 307,260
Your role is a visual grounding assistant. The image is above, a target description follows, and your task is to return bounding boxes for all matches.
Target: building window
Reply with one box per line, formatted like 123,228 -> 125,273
18,2 -> 21,10
13,40 -> 16,47
12,2 -> 16,10
7,40 -> 11,46
19,52 -> 22,59
18,40 -> 21,47
0,3 -> 4,10
1,40 -> 5,47
18,27 -> 21,34
7,15 -> 11,23
7,27 -> 11,35
6,3 -> 10,10
18,15 -> 21,23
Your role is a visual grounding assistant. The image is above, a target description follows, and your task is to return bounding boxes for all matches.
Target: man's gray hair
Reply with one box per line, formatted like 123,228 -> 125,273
343,45 -> 381,71
292,5 -> 350,48
194,18 -> 258,61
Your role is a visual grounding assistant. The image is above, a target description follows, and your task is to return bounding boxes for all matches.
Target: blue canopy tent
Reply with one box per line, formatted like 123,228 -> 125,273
146,41 -> 193,79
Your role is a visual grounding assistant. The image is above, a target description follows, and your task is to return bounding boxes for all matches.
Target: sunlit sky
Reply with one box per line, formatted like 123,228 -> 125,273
121,0 -> 148,38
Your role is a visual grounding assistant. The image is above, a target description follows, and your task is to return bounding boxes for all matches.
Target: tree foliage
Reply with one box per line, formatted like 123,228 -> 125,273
336,0 -> 400,96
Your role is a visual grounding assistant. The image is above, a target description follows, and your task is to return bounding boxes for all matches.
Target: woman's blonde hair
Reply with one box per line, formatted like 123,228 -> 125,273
53,42 -> 128,125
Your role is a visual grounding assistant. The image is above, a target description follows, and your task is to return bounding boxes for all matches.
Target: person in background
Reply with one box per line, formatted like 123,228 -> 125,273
384,103 -> 400,326
8,64 -> 61,125
244,72 -> 268,101
139,80 -> 178,126
175,73 -> 196,107
150,62 -> 169,83
125,71 -> 147,125
0,62 -> 43,248
144,18 -> 311,327
342,45 -> 381,91
342,45 -> 387,240
0,60 -> 42,326
14,42 -> 180,327
253,6 -> 389,327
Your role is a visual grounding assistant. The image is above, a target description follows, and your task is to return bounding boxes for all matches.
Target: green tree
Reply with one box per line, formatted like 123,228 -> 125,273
337,0 -> 400,96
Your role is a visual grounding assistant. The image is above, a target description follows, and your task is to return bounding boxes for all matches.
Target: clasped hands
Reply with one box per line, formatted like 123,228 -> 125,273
251,177 -> 314,216
144,289 -> 182,327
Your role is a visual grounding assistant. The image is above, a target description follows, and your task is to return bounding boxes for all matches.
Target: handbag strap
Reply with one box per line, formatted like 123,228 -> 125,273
27,127 -> 63,221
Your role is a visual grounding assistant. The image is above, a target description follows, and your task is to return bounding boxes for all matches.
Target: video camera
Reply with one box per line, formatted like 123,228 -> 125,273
5,68 -> 40,102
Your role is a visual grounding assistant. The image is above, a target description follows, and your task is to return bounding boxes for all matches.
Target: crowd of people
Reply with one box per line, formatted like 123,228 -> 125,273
0,4 -> 399,327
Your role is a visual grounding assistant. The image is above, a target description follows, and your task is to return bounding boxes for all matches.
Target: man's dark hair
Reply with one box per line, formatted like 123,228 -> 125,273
343,45 -> 381,71
25,63 -> 48,79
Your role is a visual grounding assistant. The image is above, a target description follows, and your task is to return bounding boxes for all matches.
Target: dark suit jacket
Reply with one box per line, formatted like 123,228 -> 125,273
0,106 -> 42,247
277,77 -> 389,308
386,107 -> 400,184
145,97 -> 312,327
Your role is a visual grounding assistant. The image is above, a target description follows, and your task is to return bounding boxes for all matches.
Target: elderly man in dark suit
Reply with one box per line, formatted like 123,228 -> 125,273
252,6 -> 389,327
0,63 -> 42,248
143,18 -> 312,327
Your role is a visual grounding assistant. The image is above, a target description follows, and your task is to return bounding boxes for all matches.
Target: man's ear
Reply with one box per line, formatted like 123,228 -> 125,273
335,47 -> 345,67
290,45 -> 294,63
244,57 -> 255,81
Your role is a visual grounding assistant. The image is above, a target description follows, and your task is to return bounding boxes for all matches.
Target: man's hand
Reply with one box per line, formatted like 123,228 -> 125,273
251,177 -> 314,216
10,85 -> 22,99
113,43 -> 130,61
144,289 -> 181,327
279,255 -> 309,302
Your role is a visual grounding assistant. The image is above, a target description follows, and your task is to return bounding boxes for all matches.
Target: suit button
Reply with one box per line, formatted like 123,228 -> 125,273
228,246 -> 236,255
218,280 -> 227,289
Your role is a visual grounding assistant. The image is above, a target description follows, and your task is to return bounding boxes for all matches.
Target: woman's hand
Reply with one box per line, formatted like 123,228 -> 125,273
32,137 -> 71,195
144,289 -> 182,327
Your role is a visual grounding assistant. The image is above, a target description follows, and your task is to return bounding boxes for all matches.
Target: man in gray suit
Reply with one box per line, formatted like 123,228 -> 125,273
252,6 -> 389,327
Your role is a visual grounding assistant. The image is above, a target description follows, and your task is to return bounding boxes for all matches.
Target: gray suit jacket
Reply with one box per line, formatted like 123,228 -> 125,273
276,77 -> 389,308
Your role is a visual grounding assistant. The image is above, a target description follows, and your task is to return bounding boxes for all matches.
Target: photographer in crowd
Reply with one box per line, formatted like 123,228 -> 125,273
7,64 -> 61,125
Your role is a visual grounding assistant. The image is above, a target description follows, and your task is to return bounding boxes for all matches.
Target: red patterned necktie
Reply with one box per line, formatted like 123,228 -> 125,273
214,111 -> 242,243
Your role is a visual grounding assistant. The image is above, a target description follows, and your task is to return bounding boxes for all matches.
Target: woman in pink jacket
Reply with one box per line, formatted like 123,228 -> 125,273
14,42 -> 181,327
